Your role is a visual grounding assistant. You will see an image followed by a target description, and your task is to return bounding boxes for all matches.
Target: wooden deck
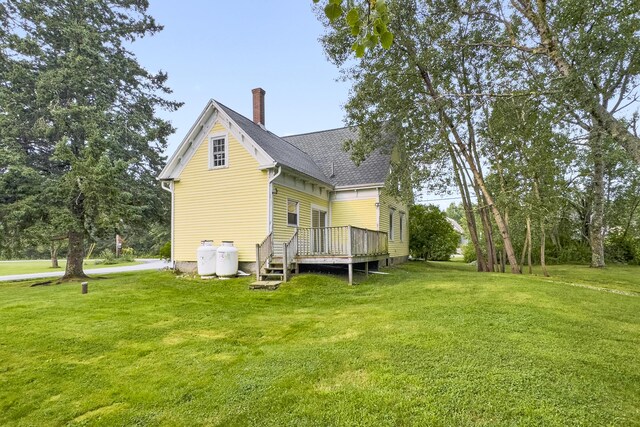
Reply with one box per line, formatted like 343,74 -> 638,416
257,225 -> 389,284
284,226 -> 389,284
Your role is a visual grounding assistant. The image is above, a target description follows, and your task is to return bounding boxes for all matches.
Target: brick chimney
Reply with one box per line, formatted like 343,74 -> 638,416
252,88 -> 266,126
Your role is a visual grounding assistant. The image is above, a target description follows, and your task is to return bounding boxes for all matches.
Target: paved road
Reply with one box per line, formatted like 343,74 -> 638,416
0,259 -> 170,282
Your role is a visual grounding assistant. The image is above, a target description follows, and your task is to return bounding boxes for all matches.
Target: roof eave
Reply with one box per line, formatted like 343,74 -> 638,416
158,100 -> 217,180
333,183 -> 385,191
279,165 -> 334,188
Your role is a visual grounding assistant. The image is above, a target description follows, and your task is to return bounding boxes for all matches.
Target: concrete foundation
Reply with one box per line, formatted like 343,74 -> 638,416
384,255 -> 409,267
174,261 -> 257,274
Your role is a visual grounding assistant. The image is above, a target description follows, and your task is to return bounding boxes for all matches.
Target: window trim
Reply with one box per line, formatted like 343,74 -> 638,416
399,211 -> 405,242
389,208 -> 395,241
208,132 -> 229,169
287,198 -> 300,227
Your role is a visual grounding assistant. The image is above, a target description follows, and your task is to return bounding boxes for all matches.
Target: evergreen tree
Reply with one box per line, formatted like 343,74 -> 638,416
0,0 -> 180,277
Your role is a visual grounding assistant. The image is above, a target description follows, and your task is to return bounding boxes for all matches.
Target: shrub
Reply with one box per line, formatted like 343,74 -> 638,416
409,204 -> 460,261
159,241 -> 171,260
462,243 -> 477,263
96,249 -> 117,265
121,247 -> 135,262
606,232 -> 640,265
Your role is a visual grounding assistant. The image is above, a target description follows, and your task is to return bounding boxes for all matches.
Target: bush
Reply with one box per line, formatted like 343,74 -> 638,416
462,243 -> 477,263
96,249 -> 117,265
409,204 -> 460,261
606,232 -> 640,264
159,241 -> 171,260
121,247 -> 135,262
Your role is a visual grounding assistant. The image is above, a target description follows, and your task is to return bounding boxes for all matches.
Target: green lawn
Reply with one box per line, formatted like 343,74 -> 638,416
0,262 -> 638,426
0,260 -> 142,276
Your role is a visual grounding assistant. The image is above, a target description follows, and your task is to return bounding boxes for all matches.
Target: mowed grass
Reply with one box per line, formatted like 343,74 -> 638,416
0,260 -> 142,276
0,262 -> 638,426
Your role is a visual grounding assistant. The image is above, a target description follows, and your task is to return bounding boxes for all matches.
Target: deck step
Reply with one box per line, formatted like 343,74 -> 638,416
249,281 -> 281,290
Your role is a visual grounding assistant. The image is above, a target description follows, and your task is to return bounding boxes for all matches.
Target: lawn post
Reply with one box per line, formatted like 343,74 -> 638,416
81,282 -> 88,294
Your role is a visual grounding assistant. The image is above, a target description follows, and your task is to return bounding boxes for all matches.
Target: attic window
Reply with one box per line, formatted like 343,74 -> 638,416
209,136 -> 227,169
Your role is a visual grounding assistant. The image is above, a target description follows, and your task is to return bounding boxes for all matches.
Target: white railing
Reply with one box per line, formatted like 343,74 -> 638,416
297,226 -> 388,257
255,232 -> 273,279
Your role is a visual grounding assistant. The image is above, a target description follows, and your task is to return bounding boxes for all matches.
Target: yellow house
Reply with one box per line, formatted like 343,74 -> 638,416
159,89 -> 409,283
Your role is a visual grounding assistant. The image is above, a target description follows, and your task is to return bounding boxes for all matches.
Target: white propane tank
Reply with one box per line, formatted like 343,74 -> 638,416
197,240 -> 217,276
216,241 -> 239,277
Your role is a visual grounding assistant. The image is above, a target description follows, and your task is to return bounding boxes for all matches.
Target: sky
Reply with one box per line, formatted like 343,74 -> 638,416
129,1 -> 457,208
130,1 -> 349,156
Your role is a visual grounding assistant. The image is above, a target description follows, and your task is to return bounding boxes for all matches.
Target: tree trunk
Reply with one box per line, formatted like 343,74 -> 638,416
540,221 -> 549,277
532,180 -> 550,277
50,240 -> 59,269
520,228 -> 528,269
478,200 -> 496,272
526,216 -> 533,274
589,128 -> 606,268
63,230 -> 87,279
448,135 -> 487,271
414,56 -> 521,273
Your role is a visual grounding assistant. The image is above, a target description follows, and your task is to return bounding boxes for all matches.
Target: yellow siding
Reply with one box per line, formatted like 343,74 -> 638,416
330,199 -> 378,230
379,190 -> 410,258
272,184 -> 329,244
173,122 -> 268,261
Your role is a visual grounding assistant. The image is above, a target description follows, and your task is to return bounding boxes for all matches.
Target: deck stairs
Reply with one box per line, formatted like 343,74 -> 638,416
258,257 -> 295,281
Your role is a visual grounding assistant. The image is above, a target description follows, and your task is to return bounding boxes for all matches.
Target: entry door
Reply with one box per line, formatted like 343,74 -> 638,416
311,209 -> 327,253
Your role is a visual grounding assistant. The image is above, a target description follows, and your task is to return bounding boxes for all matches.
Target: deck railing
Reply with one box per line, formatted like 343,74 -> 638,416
297,226 -> 388,257
255,232 -> 273,278
282,230 -> 298,282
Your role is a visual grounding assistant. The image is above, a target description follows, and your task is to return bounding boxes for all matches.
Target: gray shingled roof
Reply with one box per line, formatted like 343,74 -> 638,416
284,127 -> 391,187
216,101 -> 391,188
215,101 -> 331,185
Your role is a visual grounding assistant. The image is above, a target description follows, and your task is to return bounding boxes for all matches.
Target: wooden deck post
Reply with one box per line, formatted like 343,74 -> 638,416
347,225 -> 352,257
348,263 -> 353,285
255,243 -> 261,280
283,243 -> 288,282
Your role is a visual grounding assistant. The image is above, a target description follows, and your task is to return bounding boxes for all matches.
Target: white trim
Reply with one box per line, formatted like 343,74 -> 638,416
208,132 -> 229,169
273,172 -> 329,199
159,102 -> 218,179
376,188 -> 381,230
160,180 -> 175,268
334,183 -> 385,191
287,198 -> 300,227
389,207 -> 396,241
399,211 -> 405,242
159,100 -> 276,180
332,188 -> 378,201
268,166 -> 282,234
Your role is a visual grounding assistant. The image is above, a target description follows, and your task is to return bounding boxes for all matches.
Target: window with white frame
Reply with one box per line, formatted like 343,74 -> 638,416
209,136 -> 227,168
389,208 -> 395,241
399,211 -> 405,242
287,199 -> 299,226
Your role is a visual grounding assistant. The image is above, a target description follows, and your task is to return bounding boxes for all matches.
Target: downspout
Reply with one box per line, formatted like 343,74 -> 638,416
161,180 -> 175,269
267,166 -> 282,234
376,188 -> 381,230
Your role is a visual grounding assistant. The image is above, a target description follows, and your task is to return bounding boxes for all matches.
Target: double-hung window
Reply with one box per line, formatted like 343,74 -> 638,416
399,212 -> 405,242
287,199 -> 299,226
209,136 -> 227,169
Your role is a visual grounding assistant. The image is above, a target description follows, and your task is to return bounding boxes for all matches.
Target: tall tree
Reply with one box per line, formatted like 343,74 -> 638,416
319,0 -> 523,273
0,0 -> 180,278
